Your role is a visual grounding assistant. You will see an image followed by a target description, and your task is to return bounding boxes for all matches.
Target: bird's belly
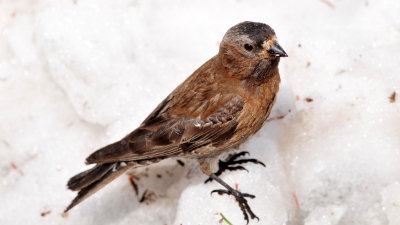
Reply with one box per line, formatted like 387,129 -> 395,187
232,94 -> 277,145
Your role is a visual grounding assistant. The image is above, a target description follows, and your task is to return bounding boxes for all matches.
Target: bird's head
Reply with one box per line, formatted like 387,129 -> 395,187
219,21 -> 287,80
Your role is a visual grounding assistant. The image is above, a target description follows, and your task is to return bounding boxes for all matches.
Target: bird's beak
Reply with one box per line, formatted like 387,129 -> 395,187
264,40 -> 288,58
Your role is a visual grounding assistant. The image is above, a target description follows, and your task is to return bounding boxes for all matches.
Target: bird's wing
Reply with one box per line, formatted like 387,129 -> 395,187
85,94 -> 245,164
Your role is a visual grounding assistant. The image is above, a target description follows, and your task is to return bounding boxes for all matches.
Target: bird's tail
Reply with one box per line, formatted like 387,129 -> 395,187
64,161 -> 135,212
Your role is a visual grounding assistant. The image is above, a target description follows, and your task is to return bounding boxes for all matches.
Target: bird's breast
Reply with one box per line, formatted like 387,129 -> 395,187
233,71 -> 280,144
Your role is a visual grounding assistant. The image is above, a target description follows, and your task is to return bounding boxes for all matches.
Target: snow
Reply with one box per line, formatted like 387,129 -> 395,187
1,0 -> 400,224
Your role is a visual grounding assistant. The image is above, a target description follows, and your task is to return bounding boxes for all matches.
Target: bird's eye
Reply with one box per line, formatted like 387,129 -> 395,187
244,44 -> 253,51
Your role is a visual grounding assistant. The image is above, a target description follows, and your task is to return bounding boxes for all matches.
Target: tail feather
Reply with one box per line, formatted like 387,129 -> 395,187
67,163 -> 114,191
65,162 -> 135,212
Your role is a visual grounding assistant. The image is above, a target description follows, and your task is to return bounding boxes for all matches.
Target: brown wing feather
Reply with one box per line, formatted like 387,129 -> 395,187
85,95 -> 244,164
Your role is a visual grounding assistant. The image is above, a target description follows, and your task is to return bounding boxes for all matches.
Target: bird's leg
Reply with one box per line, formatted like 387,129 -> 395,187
209,173 -> 258,224
204,151 -> 265,183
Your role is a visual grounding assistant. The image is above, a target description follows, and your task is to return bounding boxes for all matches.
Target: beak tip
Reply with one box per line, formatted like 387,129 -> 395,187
278,50 -> 288,57
267,42 -> 288,58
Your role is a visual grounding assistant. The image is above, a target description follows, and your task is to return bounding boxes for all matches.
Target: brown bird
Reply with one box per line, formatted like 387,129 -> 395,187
65,21 -> 287,223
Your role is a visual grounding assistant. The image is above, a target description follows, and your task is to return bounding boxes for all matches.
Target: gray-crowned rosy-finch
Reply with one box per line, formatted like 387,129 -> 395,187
65,21 -> 287,224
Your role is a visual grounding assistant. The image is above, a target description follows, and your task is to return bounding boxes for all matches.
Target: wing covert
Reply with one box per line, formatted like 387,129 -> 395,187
85,95 -> 245,164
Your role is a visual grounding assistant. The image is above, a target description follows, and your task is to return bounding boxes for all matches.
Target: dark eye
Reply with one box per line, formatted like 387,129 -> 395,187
244,44 -> 253,51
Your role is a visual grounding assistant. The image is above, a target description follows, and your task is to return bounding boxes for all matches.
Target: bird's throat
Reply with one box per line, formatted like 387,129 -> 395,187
248,58 -> 279,85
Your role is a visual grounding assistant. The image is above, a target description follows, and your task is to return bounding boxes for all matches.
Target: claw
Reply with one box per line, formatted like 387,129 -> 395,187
211,187 -> 259,223
210,178 -> 260,224
234,159 -> 266,167
242,193 -> 256,198
206,153 -> 262,223
210,189 -> 230,196
226,165 -> 249,172
228,151 -> 249,162
204,151 -> 266,184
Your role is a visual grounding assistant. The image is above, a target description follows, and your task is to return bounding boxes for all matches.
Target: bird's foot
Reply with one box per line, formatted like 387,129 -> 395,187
211,188 -> 259,224
204,151 -> 265,183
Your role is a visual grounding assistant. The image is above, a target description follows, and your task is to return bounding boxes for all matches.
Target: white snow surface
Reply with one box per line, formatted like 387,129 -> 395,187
1,0 -> 400,224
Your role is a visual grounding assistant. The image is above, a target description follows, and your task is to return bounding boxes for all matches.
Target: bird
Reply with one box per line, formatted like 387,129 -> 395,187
65,21 -> 287,224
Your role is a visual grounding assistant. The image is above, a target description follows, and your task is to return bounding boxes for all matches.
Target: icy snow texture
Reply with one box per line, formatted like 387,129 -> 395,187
0,0 -> 400,224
